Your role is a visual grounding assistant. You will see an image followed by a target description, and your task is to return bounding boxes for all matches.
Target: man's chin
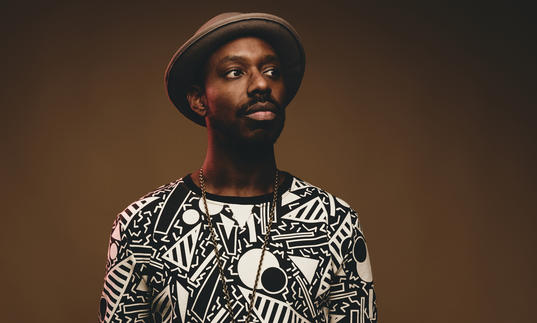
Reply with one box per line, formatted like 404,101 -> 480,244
209,117 -> 284,147
241,128 -> 282,146
244,120 -> 284,144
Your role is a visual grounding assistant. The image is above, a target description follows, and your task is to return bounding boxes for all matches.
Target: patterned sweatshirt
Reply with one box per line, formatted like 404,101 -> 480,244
98,171 -> 377,322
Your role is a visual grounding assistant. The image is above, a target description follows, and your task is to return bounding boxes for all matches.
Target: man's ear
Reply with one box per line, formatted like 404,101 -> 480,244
186,85 -> 208,118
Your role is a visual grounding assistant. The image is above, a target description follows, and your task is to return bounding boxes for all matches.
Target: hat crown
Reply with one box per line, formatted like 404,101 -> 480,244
196,12 -> 243,33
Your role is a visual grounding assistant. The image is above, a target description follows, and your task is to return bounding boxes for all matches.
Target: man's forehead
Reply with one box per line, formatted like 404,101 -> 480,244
209,37 -> 280,64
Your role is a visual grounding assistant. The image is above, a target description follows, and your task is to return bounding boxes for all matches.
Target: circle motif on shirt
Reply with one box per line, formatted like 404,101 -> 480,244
182,209 -> 200,225
353,237 -> 367,262
261,267 -> 287,294
108,242 -> 118,260
353,235 -> 373,282
237,248 -> 279,289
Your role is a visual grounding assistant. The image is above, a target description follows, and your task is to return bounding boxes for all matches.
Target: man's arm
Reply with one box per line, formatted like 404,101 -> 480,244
327,200 -> 377,322
98,199 -> 156,323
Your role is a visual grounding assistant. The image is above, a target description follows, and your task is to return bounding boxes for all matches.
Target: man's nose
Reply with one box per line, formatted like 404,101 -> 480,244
247,69 -> 271,96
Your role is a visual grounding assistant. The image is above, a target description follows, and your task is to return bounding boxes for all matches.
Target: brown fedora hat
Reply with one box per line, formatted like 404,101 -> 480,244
165,12 -> 306,126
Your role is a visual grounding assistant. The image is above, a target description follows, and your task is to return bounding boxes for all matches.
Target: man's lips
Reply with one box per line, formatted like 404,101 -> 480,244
243,102 -> 279,121
246,110 -> 277,120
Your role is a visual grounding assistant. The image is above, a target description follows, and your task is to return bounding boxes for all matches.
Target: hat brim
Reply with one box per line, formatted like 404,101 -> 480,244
165,13 -> 305,126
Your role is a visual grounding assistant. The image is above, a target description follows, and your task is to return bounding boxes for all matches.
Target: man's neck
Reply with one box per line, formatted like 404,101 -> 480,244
191,138 -> 283,197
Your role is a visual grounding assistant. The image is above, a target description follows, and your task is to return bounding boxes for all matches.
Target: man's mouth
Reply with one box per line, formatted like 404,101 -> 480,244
246,110 -> 277,120
243,102 -> 278,121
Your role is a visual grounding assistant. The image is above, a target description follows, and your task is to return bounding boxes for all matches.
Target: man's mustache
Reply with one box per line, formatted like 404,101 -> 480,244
238,94 -> 282,115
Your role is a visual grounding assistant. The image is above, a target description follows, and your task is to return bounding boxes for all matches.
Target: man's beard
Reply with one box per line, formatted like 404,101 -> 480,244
208,109 -> 286,150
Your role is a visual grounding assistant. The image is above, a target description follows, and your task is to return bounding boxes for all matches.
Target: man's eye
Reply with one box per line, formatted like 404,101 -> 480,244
264,67 -> 280,78
225,69 -> 243,78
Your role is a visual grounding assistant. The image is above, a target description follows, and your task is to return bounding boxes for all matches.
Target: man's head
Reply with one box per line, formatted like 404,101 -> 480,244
165,12 -> 305,129
186,36 -> 286,145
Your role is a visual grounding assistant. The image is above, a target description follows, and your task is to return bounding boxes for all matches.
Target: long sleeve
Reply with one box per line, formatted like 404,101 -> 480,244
327,200 -> 377,322
98,198 -> 156,323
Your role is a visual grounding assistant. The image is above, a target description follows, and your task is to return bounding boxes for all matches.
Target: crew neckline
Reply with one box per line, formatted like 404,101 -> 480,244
182,170 -> 293,204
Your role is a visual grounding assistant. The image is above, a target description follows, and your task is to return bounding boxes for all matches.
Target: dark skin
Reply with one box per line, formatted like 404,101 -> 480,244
187,37 -> 288,196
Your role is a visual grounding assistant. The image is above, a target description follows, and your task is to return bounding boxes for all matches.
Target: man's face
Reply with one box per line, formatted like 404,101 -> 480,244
200,37 -> 287,146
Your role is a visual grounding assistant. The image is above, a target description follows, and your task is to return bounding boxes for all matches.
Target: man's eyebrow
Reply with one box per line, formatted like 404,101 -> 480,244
217,54 -> 281,65
218,55 -> 248,65
261,54 -> 280,64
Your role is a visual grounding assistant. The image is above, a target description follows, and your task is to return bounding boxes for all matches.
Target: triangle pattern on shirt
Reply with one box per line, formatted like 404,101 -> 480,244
316,263 -> 331,298
290,178 -> 309,192
162,223 -> 201,271
228,204 -> 254,228
220,213 -> 235,237
136,275 -> 149,292
289,255 -> 319,284
176,281 -> 189,323
238,286 -> 310,323
281,197 -> 327,223
335,265 -> 346,277
281,191 -> 301,206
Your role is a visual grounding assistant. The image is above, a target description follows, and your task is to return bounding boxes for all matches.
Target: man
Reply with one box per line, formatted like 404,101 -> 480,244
98,12 -> 377,323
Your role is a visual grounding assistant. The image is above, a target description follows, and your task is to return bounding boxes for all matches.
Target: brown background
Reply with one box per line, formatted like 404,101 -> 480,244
2,1 -> 536,322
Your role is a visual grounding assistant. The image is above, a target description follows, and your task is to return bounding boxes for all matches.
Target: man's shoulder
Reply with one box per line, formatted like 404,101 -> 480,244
112,176 -> 190,229
138,176 -> 186,201
286,172 -> 358,216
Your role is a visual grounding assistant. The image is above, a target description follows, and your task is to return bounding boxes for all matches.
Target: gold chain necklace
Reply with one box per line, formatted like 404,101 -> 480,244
199,168 -> 279,323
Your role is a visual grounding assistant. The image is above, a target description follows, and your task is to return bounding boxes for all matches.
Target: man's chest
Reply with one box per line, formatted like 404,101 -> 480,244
149,197 -> 333,322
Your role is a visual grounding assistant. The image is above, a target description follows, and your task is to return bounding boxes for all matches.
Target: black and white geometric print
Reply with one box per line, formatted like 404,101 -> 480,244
98,171 -> 377,322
